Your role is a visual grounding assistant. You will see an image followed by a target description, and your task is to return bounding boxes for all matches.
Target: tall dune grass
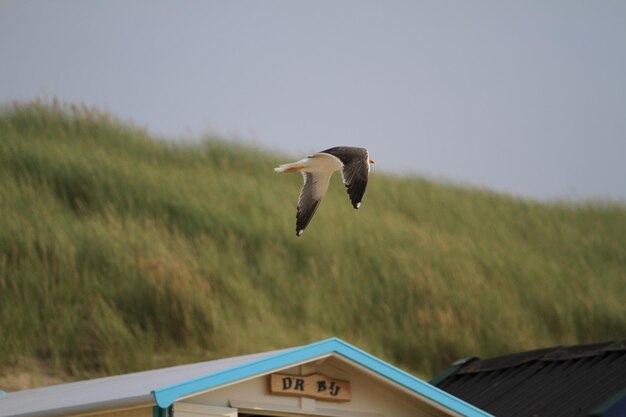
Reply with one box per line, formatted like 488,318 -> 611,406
0,100 -> 624,383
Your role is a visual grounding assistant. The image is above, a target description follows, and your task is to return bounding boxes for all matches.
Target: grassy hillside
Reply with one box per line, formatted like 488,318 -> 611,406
1,100 -> 625,387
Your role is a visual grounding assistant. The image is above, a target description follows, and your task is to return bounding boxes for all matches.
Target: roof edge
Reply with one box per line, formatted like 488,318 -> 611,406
447,339 -> 626,375
151,337 -> 493,417
429,357 -> 478,386
151,337 -> 337,408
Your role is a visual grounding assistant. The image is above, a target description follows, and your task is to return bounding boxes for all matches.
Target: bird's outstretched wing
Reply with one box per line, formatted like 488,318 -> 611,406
340,157 -> 370,209
320,147 -> 371,209
296,171 -> 333,236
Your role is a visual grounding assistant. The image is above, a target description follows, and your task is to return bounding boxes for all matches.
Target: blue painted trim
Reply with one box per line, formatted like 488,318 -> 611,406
602,394 -> 626,417
152,337 -> 492,417
589,387 -> 626,417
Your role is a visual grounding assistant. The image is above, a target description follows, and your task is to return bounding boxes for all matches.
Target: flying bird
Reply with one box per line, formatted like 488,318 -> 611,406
274,146 -> 375,236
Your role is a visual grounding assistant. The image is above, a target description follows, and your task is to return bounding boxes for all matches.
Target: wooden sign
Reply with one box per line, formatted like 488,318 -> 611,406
269,373 -> 351,402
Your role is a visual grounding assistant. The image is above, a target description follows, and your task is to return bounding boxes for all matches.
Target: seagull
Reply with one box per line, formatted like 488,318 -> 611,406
274,146 -> 375,236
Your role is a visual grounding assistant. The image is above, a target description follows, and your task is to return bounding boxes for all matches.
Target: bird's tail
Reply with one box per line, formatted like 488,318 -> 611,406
274,161 -> 305,173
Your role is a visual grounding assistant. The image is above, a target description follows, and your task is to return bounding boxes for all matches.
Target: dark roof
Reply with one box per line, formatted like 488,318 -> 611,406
431,339 -> 626,417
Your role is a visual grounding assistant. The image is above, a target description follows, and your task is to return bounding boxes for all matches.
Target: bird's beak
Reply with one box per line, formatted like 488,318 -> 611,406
369,159 -> 375,164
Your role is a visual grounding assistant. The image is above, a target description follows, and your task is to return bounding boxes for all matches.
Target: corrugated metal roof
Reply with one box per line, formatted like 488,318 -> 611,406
432,339 -> 626,417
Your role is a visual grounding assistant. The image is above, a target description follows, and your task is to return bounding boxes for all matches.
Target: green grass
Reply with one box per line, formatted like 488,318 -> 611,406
1,99 -> 625,383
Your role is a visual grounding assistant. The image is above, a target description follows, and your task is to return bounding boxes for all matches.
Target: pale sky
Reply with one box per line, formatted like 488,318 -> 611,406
1,1 -> 625,201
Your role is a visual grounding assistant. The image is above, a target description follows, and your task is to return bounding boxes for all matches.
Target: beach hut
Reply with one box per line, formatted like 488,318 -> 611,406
0,338 -> 491,417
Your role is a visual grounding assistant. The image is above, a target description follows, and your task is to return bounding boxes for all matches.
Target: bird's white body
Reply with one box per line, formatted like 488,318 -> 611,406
274,153 -> 344,175
274,154 -> 343,211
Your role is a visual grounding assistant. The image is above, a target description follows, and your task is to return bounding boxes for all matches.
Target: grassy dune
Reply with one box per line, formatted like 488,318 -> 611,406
1,100 -> 625,385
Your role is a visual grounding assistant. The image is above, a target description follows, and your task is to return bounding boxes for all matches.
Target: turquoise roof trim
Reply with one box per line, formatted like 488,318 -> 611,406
152,337 -> 493,417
